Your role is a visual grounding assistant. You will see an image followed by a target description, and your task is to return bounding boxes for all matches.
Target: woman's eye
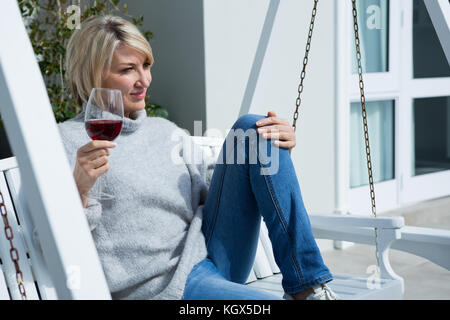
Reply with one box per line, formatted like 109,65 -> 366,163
122,67 -> 133,73
143,63 -> 151,69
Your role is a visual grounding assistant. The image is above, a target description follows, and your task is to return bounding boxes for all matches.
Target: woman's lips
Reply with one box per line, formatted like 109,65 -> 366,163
130,90 -> 146,100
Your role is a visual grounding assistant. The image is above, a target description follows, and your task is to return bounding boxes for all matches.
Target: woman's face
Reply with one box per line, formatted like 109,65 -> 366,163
102,44 -> 152,118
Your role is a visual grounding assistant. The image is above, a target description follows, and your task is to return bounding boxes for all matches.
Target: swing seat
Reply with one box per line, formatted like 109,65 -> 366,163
1,137 -> 450,299
248,214 -> 450,299
192,136 -> 450,300
248,212 -> 407,299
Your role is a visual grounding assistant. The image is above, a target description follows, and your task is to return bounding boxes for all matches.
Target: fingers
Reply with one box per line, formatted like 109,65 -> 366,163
76,140 -> 114,175
260,131 -> 296,149
273,140 -> 296,149
259,130 -> 294,142
77,140 -> 115,162
92,161 -> 109,177
85,148 -> 111,161
79,140 -> 116,154
73,141 -> 115,199
90,155 -> 109,170
76,154 -> 109,178
77,149 -> 109,166
257,125 -> 293,136
256,122 -> 296,150
256,116 -> 290,127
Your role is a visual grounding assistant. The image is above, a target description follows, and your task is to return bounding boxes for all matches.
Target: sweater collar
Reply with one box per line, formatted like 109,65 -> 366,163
122,109 -> 147,133
80,103 -> 146,133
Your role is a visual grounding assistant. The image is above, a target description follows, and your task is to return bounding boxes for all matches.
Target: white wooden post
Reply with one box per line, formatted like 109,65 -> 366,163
0,0 -> 111,299
239,0 -> 280,116
423,0 -> 450,65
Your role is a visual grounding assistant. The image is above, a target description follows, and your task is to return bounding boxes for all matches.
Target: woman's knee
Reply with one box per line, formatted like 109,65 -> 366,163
232,114 -> 266,131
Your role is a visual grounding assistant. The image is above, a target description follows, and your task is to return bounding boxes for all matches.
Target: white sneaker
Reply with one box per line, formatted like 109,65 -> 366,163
283,284 -> 339,300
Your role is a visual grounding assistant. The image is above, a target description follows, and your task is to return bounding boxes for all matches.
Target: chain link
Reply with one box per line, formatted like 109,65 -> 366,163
0,190 -> 27,300
351,0 -> 381,273
351,0 -> 377,219
292,0 -> 318,135
291,0 -> 380,271
292,0 -> 377,220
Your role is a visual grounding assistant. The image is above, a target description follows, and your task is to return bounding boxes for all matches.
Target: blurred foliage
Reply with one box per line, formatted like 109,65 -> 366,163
15,0 -> 168,123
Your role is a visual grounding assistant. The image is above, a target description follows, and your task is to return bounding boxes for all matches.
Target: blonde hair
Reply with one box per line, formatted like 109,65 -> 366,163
65,15 -> 154,106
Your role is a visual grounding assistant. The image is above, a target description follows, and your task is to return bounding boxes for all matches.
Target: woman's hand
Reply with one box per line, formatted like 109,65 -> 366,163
73,140 -> 116,207
256,111 -> 296,152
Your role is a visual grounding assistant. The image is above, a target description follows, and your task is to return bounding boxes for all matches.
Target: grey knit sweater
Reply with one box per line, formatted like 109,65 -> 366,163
58,109 -> 213,300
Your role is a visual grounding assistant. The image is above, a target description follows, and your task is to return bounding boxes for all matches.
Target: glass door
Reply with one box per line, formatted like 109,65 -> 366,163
400,0 -> 450,204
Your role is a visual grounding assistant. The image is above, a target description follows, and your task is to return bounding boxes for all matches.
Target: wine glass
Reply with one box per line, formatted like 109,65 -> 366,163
84,88 -> 124,200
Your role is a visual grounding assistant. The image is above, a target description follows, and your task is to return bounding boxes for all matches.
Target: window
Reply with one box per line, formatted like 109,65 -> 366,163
413,96 -> 450,176
413,0 -> 450,78
350,100 -> 395,188
351,0 -> 390,74
342,0 -> 450,212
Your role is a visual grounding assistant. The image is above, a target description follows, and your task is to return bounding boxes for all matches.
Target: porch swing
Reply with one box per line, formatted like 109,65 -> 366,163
194,0 -> 450,299
1,0 -> 450,300
195,0 -> 406,299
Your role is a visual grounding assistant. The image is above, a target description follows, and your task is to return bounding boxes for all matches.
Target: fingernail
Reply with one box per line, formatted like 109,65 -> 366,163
111,142 -> 117,147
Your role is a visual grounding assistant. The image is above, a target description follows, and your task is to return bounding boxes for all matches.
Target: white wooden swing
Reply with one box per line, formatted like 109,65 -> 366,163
1,0 -> 450,300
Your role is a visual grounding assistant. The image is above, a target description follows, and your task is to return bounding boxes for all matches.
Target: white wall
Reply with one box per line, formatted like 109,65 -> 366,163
205,0 -> 338,217
128,0 -> 338,246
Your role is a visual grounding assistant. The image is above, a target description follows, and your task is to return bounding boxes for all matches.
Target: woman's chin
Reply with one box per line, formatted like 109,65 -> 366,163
124,102 -> 146,116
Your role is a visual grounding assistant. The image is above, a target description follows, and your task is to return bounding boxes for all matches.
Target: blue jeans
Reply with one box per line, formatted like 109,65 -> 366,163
182,114 -> 333,300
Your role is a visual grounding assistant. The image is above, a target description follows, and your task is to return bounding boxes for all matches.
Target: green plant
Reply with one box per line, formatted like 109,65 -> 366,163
17,0 -> 168,123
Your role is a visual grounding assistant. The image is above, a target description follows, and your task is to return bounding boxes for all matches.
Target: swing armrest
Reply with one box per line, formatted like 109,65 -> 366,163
309,214 -> 404,246
309,214 -> 404,230
391,226 -> 450,270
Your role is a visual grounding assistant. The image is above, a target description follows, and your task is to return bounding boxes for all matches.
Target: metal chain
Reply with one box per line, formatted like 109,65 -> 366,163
351,0 -> 381,274
0,190 -> 27,300
291,0 -> 381,272
292,0 -> 319,135
351,0 -> 377,219
292,0 -> 377,219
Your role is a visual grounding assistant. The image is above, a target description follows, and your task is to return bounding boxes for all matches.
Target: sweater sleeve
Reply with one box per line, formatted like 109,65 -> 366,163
83,198 -> 102,231
169,124 -> 216,215
58,121 -> 103,232
183,136 -> 210,213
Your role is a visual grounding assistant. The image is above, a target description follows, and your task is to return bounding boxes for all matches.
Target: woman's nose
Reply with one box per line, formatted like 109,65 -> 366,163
137,69 -> 151,88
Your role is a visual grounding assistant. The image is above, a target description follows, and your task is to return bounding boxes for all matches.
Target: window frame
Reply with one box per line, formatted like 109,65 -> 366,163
345,0 -> 401,215
398,0 -> 450,204
349,0 -> 402,99
338,0 -> 450,215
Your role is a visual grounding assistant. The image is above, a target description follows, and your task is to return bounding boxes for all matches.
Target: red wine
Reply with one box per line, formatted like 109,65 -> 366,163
85,120 -> 123,141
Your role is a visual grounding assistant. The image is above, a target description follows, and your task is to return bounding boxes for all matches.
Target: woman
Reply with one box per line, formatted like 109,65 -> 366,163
59,15 -> 337,300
